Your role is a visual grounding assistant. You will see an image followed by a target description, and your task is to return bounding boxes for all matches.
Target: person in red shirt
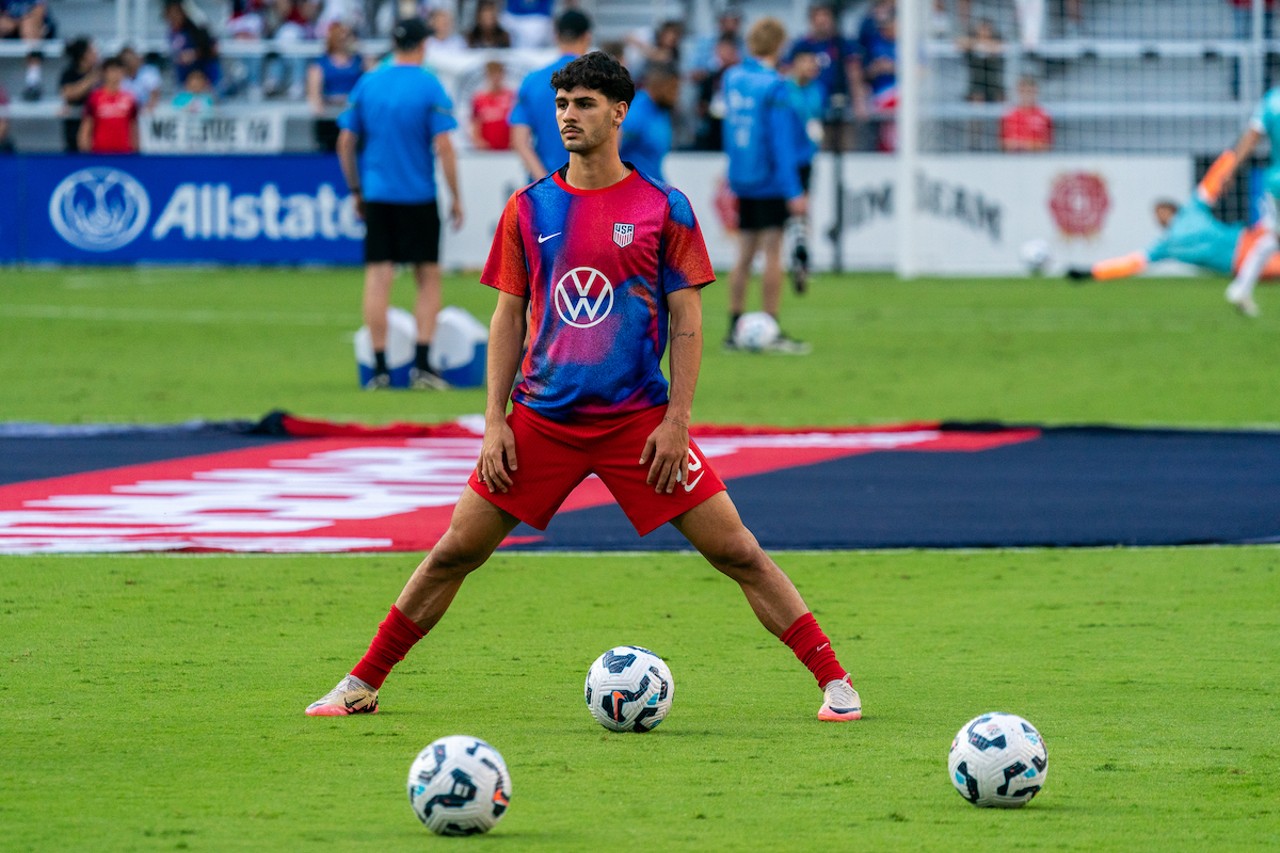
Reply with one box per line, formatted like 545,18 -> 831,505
999,75 -> 1052,153
470,60 -> 515,150
78,55 -> 139,154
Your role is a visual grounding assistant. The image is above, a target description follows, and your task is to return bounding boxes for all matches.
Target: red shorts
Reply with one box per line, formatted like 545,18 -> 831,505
468,403 -> 726,536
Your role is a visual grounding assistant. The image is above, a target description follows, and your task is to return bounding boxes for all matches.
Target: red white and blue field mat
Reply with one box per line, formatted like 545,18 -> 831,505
1,413 -> 1277,554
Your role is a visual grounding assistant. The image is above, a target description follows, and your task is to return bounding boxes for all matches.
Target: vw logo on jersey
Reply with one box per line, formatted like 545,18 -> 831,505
554,266 -> 614,328
48,167 -> 151,252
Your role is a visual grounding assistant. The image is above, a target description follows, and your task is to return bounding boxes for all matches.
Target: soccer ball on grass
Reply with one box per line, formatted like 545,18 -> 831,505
584,645 -> 675,732
947,712 -> 1048,808
407,735 -> 512,835
732,311 -> 780,351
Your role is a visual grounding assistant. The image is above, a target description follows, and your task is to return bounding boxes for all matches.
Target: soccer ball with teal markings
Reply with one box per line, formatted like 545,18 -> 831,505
948,712 -> 1048,808
407,735 -> 511,835
584,645 -> 674,733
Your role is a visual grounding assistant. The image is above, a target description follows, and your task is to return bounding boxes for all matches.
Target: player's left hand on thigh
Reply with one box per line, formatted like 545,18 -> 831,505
640,421 -> 690,494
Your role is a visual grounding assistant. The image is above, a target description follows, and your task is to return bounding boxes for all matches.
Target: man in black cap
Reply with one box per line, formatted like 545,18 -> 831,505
337,18 -> 463,390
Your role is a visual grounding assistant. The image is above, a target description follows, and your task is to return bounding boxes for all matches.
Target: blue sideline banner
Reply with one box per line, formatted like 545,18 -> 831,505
12,155 -> 363,265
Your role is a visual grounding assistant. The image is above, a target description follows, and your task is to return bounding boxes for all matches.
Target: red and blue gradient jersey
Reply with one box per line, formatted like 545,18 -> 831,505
481,168 -> 715,422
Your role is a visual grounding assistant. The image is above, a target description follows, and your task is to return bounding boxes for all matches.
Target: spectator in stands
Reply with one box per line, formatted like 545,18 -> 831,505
119,47 -> 163,113
264,1 -> 320,100
853,0 -> 897,151
1229,0 -> 1277,95
693,33 -> 739,151
172,66 -> 216,114
510,9 -> 592,180
164,0 -> 222,94
691,5 -> 744,85
78,56 -> 139,154
785,48 -> 824,293
308,20 -> 365,151
502,0 -> 554,49
470,59 -> 514,150
2,1 -> 53,100
620,62 -> 679,180
999,75 -> 1052,152
59,36 -> 99,153
957,17 -> 1004,104
0,84 -> 15,153
625,19 -> 684,83
0,0 -> 48,40
466,1 -> 511,49
723,17 -> 810,354
426,7 -> 467,57
788,3 -> 858,117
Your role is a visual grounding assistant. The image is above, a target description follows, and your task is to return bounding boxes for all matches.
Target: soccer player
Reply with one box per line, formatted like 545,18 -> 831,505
722,17 -> 811,354
619,62 -> 679,180
306,51 -> 863,725
1204,90 -> 1280,317
1065,151 -> 1280,305
337,18 -> 462,390
509,9 -> 592,180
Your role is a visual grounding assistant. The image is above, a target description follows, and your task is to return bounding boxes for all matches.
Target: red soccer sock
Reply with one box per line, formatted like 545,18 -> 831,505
780,611 -> 848,688
350,605 -> 426,690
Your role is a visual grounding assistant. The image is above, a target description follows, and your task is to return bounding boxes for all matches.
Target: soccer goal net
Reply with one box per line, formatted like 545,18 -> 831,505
890,0 -> 1266,276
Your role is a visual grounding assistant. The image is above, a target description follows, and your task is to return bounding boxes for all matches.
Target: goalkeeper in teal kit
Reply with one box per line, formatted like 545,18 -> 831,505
1066,151 -> 1280,314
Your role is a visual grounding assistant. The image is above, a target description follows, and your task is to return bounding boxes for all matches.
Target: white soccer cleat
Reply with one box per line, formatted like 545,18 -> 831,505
305,674 -> 379,716
1225,282 -> 1261,317
818,674 -> 862,722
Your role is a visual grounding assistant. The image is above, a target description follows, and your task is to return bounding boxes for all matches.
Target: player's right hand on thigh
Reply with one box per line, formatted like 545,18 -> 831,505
477,424 -> 518,493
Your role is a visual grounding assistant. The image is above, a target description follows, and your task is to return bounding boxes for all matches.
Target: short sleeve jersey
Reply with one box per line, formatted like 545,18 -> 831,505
508,54 -> 576,176
339,64 -> 458,204
1146,198 -> 1243,274
481,169 -> 716,422
84,87 -> 138,153
619,90 -> 672,180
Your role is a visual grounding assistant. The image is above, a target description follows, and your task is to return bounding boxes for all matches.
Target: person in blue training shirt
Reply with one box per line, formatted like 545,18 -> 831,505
337,17 -> 462,390
784,48 -> 824,294
723,16 -> 810,354
509,9 -> 592,180
619,62 -> 679,180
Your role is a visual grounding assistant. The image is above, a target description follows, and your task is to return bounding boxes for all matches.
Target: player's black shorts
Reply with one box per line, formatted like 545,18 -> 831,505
737,196 -> 790,232
798,164 -> 813,193
363,201 -> 441,264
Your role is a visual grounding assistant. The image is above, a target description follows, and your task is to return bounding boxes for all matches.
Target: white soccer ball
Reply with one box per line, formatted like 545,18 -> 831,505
1019,238 -> 1053,274
584,645 -> 674,733
407,735 -> 512,835
948,712 -> 1048,808
732,311 -> 780,351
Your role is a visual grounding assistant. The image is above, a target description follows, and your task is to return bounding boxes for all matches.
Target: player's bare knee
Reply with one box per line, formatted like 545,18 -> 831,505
703,528 -> 766,581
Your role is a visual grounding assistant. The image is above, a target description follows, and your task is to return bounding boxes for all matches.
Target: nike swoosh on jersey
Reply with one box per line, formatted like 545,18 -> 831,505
538,231 -> 562,244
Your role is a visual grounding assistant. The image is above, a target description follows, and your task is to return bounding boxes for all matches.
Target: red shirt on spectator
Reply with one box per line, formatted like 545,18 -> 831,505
472,88 -> 515,150
1000,105 -> 1052,152
84,87 -> 139,153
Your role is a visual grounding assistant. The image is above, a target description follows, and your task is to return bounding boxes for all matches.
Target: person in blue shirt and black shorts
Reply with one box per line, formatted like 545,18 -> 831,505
723,17 -> 810,354
338,17 -> 462,389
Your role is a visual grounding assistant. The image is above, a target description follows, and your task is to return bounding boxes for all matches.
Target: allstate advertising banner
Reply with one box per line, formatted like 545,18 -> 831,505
17,155 -> 362,264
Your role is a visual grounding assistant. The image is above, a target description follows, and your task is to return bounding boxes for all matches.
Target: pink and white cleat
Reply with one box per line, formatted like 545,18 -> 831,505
818,674 -> 862,722
305,674 -> 379,716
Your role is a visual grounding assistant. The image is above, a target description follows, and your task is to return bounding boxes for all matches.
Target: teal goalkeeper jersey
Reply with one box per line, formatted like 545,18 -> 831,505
1250,86 -> 1280,199
1146,198 -> 1242,274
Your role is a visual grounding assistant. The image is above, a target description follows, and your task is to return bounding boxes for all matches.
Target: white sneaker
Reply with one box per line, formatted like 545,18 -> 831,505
305,674 -> 379,716
1226,282 -> 1261,317
409,367 -> 451,390
818,674 -> 862,722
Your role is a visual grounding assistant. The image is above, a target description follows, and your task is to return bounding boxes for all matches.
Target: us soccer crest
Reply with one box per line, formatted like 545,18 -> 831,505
613,222 -> 634,247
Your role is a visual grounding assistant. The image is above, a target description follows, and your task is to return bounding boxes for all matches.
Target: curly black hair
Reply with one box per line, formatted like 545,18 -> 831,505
548,51 -> 635,106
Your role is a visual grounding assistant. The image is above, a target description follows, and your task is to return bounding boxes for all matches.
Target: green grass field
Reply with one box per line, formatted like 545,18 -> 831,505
1,268 -> 1278,851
